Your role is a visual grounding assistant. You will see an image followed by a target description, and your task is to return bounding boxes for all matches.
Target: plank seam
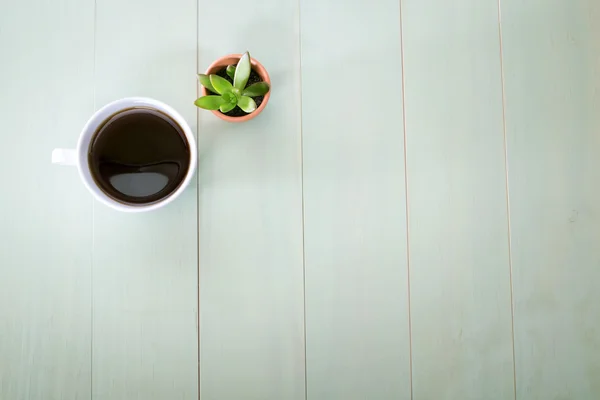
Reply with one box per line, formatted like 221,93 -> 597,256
196,0 -> 201,396
91,0 -> 98,397
297,0 -> 308,397
398,0 -> 414,398
496,0 -> 517,398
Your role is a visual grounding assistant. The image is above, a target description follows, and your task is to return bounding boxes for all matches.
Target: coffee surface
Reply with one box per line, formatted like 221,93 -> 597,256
88,107 -> 190,205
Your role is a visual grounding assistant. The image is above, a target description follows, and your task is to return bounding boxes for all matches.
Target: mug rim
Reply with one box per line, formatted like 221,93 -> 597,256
76,97 -> 197,213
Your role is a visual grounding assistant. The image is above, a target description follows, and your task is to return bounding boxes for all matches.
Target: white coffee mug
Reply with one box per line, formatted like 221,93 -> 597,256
52,97 -> 197,213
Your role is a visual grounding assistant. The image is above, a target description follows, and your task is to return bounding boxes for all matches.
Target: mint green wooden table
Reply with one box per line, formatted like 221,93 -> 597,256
1,0 -> 599,399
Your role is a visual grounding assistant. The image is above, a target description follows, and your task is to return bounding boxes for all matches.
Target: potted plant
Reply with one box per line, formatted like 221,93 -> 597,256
195,51 -> 271,122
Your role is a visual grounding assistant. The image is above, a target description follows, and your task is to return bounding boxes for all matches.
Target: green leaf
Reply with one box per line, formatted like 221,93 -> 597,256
226,65 -> 236,80
219,102 -> 236,113
198,74 -> 216,93
194,95 -> 226,110
233,52 -> 251,90
237,96 -> 257,113
210,74 -> 233,95
221,91 -> 238,105
242,82 -> 270,97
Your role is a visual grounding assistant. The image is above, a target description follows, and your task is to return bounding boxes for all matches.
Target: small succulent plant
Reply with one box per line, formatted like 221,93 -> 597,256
195,52 -> 270,114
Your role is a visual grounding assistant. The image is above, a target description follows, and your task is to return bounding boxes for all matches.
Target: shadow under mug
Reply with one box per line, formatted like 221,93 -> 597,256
52,97 -> 197,213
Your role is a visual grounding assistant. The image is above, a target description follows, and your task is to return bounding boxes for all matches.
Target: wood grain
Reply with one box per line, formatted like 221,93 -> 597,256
196,1 -> 305,399
501,0 -> 600,397
92,0 -> 198,398
402,0 -> 515,398
300,0 -> 411,398
0,0 -> 94,398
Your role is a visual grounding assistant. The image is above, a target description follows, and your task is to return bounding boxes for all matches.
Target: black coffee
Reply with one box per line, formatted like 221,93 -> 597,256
88,107 -> 191,205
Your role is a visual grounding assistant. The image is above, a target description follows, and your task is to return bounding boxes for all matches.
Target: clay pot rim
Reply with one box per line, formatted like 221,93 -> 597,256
200,53 -> 271,123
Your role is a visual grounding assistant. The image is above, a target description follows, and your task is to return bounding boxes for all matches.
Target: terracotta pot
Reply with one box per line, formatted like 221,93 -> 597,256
200,54 -> 271,123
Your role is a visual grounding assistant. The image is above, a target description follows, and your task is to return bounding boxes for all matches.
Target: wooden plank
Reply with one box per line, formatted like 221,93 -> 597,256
92,0 -> 198,398
300,1 -> 411,398
196,1 -> 305,399
501,0 -> 600,397
0,0 -> 94,398
402,0 -> 515,398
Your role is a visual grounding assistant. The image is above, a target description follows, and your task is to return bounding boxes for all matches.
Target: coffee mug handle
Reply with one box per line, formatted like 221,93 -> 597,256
52,148 -> 77,166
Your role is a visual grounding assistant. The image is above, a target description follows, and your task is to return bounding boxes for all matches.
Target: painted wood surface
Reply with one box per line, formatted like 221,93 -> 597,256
196,0 -> 305,399
0,0 -> 95,398
501,0 -> 600,397
1,0 -> 599,399
402,0 -> 515,398
300,0 -> 411,399
91,0 -> 198,398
